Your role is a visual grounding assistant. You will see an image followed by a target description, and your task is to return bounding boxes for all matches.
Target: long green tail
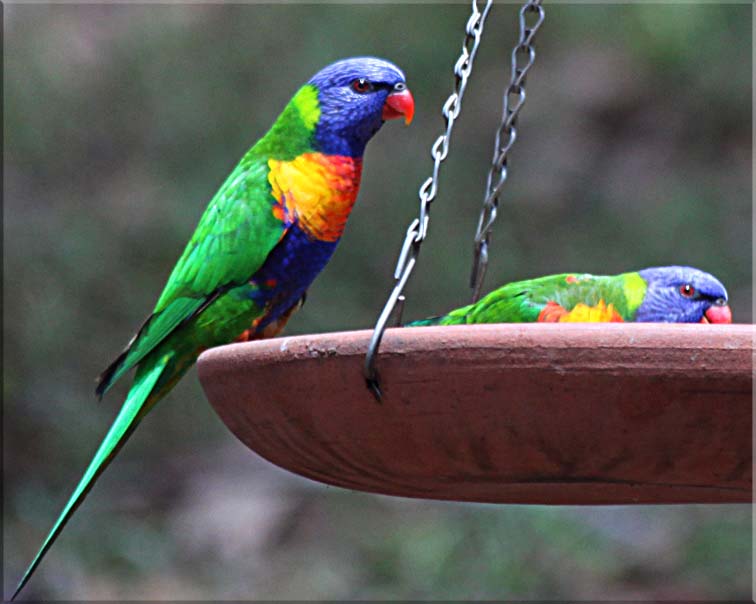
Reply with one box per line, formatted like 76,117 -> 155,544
406,316 -> 445,326
12,356 -> 169,600
406,312 -> 467,327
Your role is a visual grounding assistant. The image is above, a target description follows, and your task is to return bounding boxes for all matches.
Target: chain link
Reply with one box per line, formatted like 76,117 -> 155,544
364,0 -> 493,400
470,0 -> 545,302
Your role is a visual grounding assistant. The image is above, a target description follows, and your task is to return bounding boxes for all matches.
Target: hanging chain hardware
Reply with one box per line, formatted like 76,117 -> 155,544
470,0 -> 545,303
363,0 -> 493,401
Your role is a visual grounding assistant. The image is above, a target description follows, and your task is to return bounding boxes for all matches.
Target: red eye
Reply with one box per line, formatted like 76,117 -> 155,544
679,284 -> 695,298
351,78 -> 372,93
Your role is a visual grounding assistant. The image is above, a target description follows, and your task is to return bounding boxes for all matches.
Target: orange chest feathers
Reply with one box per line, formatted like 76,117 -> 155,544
267,153 -> 364,242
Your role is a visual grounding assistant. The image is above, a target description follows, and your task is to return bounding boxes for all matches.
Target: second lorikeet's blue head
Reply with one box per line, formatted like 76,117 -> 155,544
636,266 -> 731,323
308,57 -> 414,157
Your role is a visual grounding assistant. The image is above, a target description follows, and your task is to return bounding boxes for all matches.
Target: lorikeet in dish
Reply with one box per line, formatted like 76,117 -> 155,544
409,266 -> 732,326
13,57 -> 414,599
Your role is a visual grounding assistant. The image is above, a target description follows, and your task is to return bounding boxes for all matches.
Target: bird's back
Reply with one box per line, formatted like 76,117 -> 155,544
410,272 -> 641,325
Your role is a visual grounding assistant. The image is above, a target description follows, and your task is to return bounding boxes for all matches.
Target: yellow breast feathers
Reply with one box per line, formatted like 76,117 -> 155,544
268,153 -> 363,242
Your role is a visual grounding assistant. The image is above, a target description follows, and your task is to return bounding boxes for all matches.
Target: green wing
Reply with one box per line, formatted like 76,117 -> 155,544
446,276 -> 570,324
97,156 -> 285,396
153,159 -> 282,312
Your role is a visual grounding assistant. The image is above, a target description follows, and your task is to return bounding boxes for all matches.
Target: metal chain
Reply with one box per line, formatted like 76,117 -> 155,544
364,0 -> 493,400
470,0 -> 545,302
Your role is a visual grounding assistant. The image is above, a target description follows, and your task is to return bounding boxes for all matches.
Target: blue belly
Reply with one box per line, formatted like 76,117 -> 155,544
246,224 -> 339,330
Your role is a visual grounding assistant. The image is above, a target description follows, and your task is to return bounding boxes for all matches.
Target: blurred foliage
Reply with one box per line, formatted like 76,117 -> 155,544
4,3 -> 751,600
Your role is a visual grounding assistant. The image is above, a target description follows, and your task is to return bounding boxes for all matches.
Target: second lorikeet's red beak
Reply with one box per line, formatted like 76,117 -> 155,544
382,87 -> 415,125
701,303 -> 732,323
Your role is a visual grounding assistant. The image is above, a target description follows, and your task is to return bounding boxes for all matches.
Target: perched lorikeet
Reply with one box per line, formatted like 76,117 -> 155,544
13,57 -> 414,599
409,266 -> 732,326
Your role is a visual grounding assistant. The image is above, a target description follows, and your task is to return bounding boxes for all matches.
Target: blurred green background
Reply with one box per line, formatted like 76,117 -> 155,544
4,3 -> 752,600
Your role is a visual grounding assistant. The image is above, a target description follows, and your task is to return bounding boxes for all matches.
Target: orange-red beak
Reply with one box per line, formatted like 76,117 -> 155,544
382,88 -> 414,125
701,304 -> 732,323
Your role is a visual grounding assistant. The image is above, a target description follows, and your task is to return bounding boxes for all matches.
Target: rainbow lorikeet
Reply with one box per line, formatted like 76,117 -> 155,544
13,57 -> 414,599
409,266 -> 732,326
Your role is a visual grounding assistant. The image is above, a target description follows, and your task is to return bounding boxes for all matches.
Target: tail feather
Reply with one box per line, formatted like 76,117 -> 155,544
406,312 -> 466,327
405,316 -> 444,327
407,302 -> 476,327
12,356 -> 169,600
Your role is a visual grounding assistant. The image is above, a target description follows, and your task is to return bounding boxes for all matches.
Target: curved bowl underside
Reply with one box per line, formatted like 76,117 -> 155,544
198,324 -> 753,505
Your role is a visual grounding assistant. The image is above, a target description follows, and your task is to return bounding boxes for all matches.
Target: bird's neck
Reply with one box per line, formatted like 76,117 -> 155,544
621,272 -> 648,319
311,121 -> 379,157
257,84 -> 379,158
255,86 -> 323,160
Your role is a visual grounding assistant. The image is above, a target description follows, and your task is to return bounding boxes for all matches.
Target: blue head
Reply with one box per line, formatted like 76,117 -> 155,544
308,57 -> 414,157
635,266 -> 731,323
